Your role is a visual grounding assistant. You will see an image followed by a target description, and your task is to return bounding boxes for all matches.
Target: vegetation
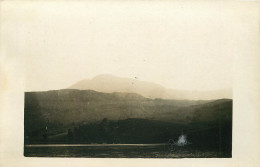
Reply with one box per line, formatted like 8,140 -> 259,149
24,89 -> 232,155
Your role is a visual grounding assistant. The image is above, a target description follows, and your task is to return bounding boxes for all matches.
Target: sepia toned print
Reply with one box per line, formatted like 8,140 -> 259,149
24,75 -> 232,158
1,0 -> 260,166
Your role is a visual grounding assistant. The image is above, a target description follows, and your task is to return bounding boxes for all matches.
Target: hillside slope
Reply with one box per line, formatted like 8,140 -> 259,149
25,89 -> 231,125
24,89 -> 232,140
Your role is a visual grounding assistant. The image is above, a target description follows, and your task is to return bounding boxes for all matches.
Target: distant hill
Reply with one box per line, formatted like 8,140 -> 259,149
24,89 -> 232,152
69,74 -> 232,100
25,89 -> 231,125
24,89 -> 232,133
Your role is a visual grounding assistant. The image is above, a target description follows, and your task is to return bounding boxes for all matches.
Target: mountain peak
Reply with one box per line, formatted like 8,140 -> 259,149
69,74 -> 165,99
69,74 -> 232,100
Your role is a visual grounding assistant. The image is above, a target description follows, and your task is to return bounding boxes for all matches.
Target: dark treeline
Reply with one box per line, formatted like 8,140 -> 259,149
67,118 -> 182,144
24,117 -> 231,156
66,118 -> 231,153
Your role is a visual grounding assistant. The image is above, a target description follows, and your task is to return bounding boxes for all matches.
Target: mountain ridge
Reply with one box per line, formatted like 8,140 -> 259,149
24,89 -> 232,126
69,74 -> 232,100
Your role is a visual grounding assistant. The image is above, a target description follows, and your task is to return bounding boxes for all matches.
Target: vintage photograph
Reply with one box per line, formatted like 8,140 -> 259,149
24,75 -> 232,158
2,0 -> 260,166
20,1 -> 235,158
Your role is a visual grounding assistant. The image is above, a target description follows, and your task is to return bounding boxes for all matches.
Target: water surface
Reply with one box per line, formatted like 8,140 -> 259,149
24,144 -> 226,158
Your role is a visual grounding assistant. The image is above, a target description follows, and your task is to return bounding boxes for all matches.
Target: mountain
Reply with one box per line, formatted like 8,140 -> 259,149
69,74 -> 232,100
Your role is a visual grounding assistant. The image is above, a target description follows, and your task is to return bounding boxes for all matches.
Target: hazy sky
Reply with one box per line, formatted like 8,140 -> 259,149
2,1 -> 249,91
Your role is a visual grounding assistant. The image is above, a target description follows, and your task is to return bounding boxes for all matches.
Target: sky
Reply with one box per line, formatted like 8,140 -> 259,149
1,1 -> 249,92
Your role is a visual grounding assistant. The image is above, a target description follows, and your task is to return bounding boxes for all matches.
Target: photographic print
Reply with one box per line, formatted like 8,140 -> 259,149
24,75 -> 232,158
21,1 -> 234,158
2,0 -> 260,166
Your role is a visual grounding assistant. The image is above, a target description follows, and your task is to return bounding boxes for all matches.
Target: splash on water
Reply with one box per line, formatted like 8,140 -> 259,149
176,134 -> 189,146
168,133 -> 191,149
